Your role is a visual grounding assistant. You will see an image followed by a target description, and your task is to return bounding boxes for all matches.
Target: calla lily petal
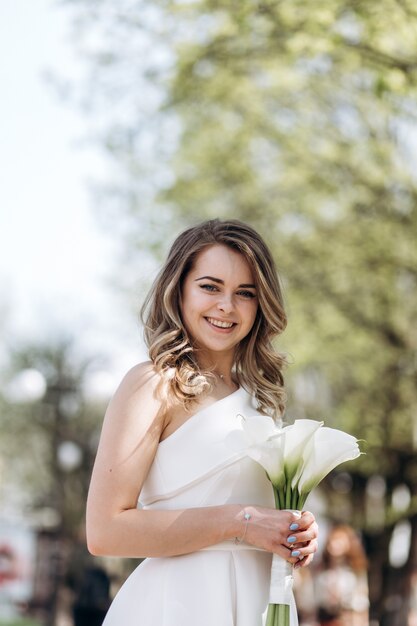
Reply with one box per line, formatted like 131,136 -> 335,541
246,439 -> 285,486
281,419 -> 323,480
241,414 -> 280,444
297,427 -> 361,495
228,414 -> 285,487
226,414 -> 281,452
283,419 -> 323,457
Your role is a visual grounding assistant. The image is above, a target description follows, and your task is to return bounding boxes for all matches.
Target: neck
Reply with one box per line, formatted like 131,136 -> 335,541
213,370 -> 235,387
196,352 -> 236,390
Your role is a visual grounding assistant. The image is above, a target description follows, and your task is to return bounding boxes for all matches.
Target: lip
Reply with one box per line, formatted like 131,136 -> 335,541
204,317 -> 237,332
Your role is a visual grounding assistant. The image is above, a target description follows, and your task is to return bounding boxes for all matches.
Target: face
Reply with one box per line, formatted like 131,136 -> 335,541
327,530 -> 351,557
180,244 -> 258,363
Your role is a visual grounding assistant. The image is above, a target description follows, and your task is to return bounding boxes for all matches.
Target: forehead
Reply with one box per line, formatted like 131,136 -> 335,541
190,244 -> 254,282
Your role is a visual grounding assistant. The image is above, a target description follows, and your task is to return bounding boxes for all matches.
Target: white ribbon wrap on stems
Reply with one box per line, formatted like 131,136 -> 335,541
268,554 -> 294,605
268,509 -> 301,605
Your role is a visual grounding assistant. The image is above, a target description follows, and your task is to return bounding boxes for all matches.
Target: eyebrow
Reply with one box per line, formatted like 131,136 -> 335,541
194,275 -> 256,289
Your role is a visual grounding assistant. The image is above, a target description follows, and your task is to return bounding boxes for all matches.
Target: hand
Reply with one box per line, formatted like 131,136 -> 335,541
242,507 -> 318,567
285,510 -> 318,569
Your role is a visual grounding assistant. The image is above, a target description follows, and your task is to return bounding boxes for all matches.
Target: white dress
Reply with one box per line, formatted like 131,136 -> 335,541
102,387 -> 298,626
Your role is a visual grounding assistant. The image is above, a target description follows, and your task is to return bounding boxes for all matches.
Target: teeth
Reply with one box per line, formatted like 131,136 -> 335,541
207,317 -> 234,329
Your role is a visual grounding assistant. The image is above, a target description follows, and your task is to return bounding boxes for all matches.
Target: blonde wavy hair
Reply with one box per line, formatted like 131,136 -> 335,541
141,219 -> 288,417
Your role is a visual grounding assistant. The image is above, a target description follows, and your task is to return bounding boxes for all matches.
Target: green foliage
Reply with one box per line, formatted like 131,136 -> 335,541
150,0 -> 417,503
62,0 -> 417,509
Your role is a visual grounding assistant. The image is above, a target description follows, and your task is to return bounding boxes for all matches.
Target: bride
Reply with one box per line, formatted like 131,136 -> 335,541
86,218 -> 319,625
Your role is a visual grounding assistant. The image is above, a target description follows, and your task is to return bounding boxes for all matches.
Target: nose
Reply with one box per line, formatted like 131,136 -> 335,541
217,293 -> 234,314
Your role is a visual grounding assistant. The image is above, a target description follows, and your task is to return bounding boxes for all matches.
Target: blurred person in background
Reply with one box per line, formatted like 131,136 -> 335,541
408,569 -> 417,626
72,566 -> 111,626
315,524 -> 369,626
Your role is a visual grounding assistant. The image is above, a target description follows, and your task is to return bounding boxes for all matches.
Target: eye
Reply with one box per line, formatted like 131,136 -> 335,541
238,290 -> 256,299
200,283 -> 219,292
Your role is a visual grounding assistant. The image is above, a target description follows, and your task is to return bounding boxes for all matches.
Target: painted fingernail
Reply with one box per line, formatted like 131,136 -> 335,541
291,550 -> 301,557
287,536 -> 297,543
289,523 -> 299,531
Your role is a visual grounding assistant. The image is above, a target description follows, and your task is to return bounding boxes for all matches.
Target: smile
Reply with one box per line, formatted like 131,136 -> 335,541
205,317 -> 236,329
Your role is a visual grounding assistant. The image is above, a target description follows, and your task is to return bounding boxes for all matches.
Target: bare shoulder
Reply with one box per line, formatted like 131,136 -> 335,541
109,359 -> 168,412
101,360 -> 172,441
88,362 -> 171,521
115,360 -> 162,393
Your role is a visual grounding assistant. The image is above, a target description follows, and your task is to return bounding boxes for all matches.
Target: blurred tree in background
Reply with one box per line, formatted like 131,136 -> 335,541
1,339 -> 100,534
0,339 -> 110,624
49,0 -> 417,624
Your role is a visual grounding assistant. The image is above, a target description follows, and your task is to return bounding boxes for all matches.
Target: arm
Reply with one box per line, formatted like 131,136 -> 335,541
86,362 -> 318,562
86,361 -> 238,558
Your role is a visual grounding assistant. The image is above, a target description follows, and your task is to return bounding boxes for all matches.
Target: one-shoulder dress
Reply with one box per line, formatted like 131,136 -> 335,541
102,386 -> 298,626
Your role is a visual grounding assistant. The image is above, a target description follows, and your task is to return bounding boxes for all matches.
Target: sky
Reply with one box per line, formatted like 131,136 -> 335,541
0,0 -> 146,380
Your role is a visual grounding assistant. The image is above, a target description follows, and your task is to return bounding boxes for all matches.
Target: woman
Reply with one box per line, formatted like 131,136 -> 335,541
86,218 -> 319,626
315,525 -> 369,626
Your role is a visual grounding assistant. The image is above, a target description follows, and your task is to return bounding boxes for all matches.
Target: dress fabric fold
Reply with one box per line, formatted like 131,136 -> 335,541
102,387 -> 299,626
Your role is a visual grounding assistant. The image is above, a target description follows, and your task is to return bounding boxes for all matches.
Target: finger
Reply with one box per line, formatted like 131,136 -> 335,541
286,527 -> 317,546
294,553 -> 314,569
288,539 -> 318,562
272,543 -> 300,561
285,510 -> 302,530
296,510 -> 316,530
284,515 -> 316,545
285,544 -> 307,565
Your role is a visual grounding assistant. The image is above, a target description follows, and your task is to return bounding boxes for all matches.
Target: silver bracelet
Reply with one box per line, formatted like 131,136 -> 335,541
234,512 -> 251,544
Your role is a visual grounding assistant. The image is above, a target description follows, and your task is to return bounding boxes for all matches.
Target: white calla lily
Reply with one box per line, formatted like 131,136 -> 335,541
246,438 -> 285,487
296,426 -> 361,500
232,412 -> 362,626
232,414 -> 285,487
241,414 -> 280,444
281,419 -> 323,482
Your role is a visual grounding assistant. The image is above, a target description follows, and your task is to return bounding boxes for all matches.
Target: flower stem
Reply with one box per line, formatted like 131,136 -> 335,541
291,488 -> 298,510
285,481 -> 292,509
265,603 -> 275,626
275,603 -> 290,626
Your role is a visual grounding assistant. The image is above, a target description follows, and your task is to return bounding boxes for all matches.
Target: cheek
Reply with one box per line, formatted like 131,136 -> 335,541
248,301 -> 259,321
240,301 -> 258,330
180,307 -> 196,339
190,290 -> 214,313
181,288 -> 208,324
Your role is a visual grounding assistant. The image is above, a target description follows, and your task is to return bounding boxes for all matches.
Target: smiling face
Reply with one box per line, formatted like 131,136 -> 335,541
180,244 -> 258,366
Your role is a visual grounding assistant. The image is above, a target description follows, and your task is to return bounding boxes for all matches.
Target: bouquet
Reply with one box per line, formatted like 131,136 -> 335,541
229,416 -> 361,626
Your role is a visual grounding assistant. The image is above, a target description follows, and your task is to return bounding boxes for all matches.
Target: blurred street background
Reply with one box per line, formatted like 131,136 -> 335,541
1,1 -> 416,625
